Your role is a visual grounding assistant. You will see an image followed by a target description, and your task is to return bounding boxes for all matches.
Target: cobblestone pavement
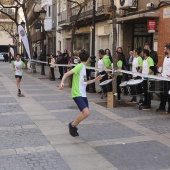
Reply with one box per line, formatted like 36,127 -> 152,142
0,62 -> 170,170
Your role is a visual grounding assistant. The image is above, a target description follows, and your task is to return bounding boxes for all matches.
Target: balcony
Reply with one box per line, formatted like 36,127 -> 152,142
58,11 -> 67,25
70,0 -> 110,22
97,0 -> 110,13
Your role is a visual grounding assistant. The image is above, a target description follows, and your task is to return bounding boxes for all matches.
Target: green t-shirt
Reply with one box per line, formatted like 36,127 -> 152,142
117,60 -> 123,76
138,57 -> 143,67
71,63 -> 87,98
147,56 -> 154,67
103,55 -> 111,69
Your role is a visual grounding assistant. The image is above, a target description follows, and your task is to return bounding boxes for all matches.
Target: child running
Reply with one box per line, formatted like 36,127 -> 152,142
59,49 -> 102,137
12,54 -> 26,95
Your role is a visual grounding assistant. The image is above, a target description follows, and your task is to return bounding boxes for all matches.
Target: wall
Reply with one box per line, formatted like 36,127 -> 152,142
157,6 -> 170,66
122,24 -> 133,56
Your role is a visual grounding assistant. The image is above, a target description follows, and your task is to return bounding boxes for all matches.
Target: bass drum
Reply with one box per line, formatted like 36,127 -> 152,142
148,79 -> 168,93
99,79 -> 112,93
119,81 -> 128,95
127,79 -> 143,95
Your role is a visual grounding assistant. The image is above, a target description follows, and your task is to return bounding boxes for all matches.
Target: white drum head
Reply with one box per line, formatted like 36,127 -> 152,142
120,81 -> 127,87
127,79 -> 143,85
99,79 -> 112,86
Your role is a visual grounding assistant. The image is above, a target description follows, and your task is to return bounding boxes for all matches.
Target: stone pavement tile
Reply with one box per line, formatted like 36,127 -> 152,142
0,97 -> 17,103
1,112 -> 26,116
0,129 -> 50,149
0,149 -> 16,156
53,143 -> 97,156
0,87 -> 6,91
39,126 -> 69,136
0,151 -> 71,170
95,141 -> 170,170
63,153 -> 115,170
20,103 -> 46,112
137,117 -> 170,134
78,122 -> 142,141
41,101 -> 77,110
34,120 -> 65,128
0,90 -> 10,95
52,110 -> 113,124
46,133 -> 84,145
32,95 -> 71,102
24,89 -> 55,94
0,104 -> 23,113
26,111 -> 50,116
28,115 -> 57,121
0,115 -> 33,127
110,106 -> 159,118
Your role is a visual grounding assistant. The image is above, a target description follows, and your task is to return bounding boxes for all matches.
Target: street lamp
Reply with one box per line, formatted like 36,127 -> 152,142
89,0 -> 96,93
39,7 -> 46,75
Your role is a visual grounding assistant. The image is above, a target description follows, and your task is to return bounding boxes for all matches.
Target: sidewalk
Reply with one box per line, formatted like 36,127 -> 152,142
0,62 -> 170,170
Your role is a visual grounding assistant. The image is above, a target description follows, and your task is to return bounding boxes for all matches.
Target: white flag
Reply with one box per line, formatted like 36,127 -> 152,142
18,25 -> 31,61
9,47 -> 14,59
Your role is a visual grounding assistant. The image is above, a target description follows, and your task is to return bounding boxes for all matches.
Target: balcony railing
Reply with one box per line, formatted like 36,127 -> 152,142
58,11 -> 67,25
70,0 -> 110,22
97,0 -> 110,13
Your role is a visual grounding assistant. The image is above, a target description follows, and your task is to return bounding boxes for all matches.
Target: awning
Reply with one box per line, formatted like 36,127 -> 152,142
117,12 -> 159,23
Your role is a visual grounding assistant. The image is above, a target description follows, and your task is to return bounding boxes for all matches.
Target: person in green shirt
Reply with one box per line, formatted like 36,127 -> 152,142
117,52 -> 124,101
59,49 -> 102,137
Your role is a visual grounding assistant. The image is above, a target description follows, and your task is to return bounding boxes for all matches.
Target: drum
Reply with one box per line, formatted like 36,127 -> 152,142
127,79 -> 143,95
99,79 -> 112,93
119,81 -> 128,95
148,79 -> 168,93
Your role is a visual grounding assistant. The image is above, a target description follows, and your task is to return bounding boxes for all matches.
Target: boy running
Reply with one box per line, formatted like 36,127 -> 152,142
12,54 -> 26,95
59,49 -> 101,137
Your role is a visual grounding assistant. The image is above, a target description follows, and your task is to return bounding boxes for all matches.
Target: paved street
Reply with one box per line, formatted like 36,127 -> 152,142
0,62 -> 170,170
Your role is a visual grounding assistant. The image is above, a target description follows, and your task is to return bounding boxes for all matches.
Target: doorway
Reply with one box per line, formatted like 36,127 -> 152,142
132,23 -> 153,50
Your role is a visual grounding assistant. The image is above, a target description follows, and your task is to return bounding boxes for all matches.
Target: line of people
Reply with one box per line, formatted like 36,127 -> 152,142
47,49 -> 81,81
98,43 -> 170,113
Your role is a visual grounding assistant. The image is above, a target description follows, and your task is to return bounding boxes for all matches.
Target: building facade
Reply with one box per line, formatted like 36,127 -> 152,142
117,0 -> 170,66
56,0 -> 113,59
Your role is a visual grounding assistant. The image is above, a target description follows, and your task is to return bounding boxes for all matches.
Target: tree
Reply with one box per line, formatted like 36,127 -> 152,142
0,23 -> 19,54
67,0 -> 87,56
110,0 -> 118,107
0,0 -> 44,73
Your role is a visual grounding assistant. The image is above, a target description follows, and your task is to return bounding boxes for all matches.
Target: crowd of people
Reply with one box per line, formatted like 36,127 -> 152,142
97,43 -> 170,113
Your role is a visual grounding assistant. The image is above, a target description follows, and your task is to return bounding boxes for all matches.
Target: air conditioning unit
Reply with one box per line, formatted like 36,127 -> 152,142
119,0 -> 133,8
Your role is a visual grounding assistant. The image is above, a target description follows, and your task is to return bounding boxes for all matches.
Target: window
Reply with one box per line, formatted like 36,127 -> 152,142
48,6 -> 51,17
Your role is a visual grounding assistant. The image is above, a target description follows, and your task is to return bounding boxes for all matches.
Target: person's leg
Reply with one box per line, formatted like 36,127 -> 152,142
117,76 -> 122,100
142,80 -> 147,106
158,93 -> 167,110
69,97 -> 89,137
72,108 -> 89,126
58,66 -> 62,78
16,77 -> 21,94
167,94 -> 170,113
51,67 -> 55,80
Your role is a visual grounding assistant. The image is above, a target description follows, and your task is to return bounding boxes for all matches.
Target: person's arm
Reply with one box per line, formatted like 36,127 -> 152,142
12,61 -> 15,71
148,57 -> 154,75
22,61 -> 26,69
59,70 -> 74,90
87,75 -> 102,85
138,57 -> 143,73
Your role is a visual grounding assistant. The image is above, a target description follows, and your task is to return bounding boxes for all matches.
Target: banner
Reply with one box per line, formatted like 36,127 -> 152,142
18,25 -> 31,61
147,20 -> 156,33
9,47 -> 14,59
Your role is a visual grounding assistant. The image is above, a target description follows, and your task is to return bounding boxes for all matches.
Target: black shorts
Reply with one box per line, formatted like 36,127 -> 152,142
15,75 -> 22,79
73,97 -> 89,112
